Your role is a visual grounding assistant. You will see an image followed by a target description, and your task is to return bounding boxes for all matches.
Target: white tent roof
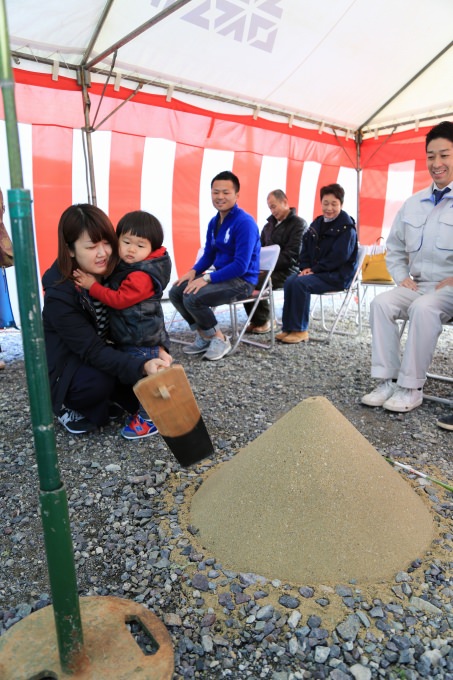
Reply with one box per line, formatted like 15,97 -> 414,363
6,0 -> 453,135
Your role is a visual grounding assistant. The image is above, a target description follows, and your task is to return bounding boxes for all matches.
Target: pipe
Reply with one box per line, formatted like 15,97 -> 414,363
0,1 -> 84,672
84,0 -> 193,70
385,457 -> 453,493
80,68 -> 97,206
355,130 -> 362,240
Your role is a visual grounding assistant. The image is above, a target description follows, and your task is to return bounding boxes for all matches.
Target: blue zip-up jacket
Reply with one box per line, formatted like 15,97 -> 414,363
194,203 -> 260,285
300,210 -> 358,288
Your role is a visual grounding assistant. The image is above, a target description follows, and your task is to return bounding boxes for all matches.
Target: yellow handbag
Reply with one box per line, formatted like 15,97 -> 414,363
361,238 -> 393,283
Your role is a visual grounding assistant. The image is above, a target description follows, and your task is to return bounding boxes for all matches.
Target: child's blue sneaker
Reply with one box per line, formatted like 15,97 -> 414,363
121,413 -> 158,440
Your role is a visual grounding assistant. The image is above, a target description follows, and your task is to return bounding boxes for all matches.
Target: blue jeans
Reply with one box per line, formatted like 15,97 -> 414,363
122,345 -> 160,361
282,273 -> 343,332
169,277 -> 254,331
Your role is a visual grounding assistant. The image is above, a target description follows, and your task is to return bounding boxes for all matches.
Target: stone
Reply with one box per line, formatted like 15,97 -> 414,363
350,664 -> 372,680
409,596 -> 443,616
336,615 -> 361,642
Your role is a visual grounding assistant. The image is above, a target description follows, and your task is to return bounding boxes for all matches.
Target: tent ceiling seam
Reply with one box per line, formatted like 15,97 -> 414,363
264,0 -> 359,101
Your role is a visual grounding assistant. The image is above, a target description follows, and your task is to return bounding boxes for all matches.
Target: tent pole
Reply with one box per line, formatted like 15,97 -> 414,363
0,0 -> 85,672
81,0 -> 116,66
83,0 -> 193,70
359,41 -> 452,132
355,130 -> 362,241
80,68 -> 97,206
93,83 -> 143,131
0,7 -> 174,678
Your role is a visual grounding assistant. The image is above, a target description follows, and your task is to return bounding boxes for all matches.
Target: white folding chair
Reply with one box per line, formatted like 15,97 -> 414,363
358,280 -> 395,323
166,247 -> 205,344
228,244 -> 280,354
310,244 -> 367,343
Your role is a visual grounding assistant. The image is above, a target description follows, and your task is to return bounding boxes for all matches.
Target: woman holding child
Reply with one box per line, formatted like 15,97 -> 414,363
42,204 -> 172,438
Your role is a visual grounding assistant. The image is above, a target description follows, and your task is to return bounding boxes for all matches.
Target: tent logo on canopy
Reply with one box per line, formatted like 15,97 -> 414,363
151,0 -> 282,52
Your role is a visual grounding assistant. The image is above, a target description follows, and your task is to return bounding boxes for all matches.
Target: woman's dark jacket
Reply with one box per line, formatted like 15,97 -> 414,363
261,208 -> 307,274
42,261 -> 146,415
108,252 -> 171,350
299,210 -> 358,288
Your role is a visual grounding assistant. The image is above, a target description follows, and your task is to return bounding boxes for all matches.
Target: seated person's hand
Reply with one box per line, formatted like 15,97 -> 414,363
299,268 -> 313,276
184,277 -> 207,294
399,276 -> 418,291
174,269 -> 196,286
436,277 -> 453,291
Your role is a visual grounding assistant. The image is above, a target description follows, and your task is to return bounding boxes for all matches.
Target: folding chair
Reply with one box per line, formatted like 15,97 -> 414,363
358,281 -> 395,323
310,244 -> 367,343
228,244 -> 280,355
165,247 -> 205,344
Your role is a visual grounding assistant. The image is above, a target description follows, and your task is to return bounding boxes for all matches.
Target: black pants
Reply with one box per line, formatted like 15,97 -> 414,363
243,269 -> 289,325
63,364 -> 139,427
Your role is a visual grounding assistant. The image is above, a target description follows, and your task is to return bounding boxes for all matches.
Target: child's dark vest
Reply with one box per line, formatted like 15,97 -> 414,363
107,252 -> 172,349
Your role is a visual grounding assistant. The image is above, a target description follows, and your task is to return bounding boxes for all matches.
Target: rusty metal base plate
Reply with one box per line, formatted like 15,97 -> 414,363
0,596 -> 174,679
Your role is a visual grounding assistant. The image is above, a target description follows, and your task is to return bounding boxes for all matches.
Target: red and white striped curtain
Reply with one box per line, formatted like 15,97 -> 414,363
0,70 -> 431,322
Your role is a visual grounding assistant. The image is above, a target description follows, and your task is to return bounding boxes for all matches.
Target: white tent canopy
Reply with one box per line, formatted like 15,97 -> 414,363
6,0 -> 453,137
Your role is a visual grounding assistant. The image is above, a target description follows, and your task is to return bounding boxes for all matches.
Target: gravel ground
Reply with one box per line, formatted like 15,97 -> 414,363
0,299 -> 452,680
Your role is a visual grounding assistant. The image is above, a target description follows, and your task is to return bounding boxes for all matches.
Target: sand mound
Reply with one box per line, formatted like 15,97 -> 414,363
190,397 -> 435,584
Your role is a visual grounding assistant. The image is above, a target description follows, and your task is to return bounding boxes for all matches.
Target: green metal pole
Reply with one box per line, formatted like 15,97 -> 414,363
0,1 -> 84,673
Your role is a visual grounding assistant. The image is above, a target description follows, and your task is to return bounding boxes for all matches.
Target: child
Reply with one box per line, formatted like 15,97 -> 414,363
74,210 -> 172,440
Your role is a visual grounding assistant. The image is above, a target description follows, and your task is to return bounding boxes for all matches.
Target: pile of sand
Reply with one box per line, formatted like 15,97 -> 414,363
190,397 -> 434,584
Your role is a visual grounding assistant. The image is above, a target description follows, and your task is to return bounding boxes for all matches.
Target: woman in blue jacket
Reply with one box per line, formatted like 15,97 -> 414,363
276,184 -> 358,343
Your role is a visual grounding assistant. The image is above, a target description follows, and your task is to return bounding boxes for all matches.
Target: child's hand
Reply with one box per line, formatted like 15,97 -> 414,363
158,347 -> 173,365
73,268 -> 96,290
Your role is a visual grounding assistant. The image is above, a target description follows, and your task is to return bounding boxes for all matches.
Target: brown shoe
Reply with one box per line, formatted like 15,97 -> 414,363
245,323 -> 257,334
281,331 -> 309,344
252,321 -> 271,334
276,331 -> 289,341
0,360 -> 5,370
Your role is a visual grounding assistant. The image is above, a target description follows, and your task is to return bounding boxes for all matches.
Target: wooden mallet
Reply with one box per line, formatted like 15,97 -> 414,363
134,365 -> 214,467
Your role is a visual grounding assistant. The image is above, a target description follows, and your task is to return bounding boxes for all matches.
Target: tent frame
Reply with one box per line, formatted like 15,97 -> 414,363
9,0 -> 452,137
7,2 -> 451,224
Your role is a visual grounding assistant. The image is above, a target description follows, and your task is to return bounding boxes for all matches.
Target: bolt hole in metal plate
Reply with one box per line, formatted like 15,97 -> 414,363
126,616 -> 159,655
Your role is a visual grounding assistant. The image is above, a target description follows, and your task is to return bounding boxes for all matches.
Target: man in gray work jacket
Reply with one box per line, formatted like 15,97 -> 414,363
362,120 -> 453,421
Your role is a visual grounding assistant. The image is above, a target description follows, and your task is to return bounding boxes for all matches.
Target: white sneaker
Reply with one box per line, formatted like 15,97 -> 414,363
383,387 -> 423,413
361,380 -> 396,407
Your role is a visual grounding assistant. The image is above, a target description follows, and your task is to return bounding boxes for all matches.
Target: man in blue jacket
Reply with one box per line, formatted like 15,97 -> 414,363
169,171 -> 260,361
